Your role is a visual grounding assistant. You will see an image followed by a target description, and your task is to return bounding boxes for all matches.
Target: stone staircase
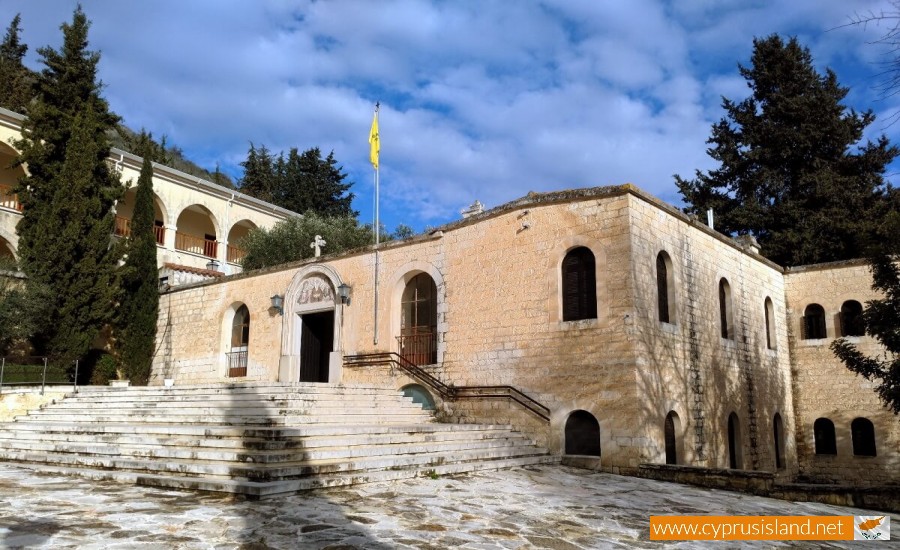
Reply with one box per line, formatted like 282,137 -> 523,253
0,382 -> 555,498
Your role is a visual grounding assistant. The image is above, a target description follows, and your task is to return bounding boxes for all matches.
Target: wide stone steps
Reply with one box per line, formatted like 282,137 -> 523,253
0,382 -> 554,497
0,425 -> 522,450
17,411 -> 433,426
13,454 -> 556,498
0,432 -> 533,463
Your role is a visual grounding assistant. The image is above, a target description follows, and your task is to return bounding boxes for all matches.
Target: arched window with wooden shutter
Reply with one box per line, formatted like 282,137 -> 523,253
228,304 -> 249,377
840,300 -> 865,337
656,251 -> 675,324
764,297 -> 776,350
813,418 -> 836,455
803,304 -> 826,340
719,278 -> 733,339
561,247 -> 597,322
851,417 -> 876,457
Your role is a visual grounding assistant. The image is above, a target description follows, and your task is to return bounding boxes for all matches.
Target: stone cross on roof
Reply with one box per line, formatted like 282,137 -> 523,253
311,235 -> 326,257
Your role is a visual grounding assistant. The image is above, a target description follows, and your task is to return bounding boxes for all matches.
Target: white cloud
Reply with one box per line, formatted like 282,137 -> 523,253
4,0 -> 898,229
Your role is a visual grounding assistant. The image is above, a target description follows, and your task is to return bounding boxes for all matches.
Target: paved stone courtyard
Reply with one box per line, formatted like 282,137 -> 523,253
0,464 -> 894,549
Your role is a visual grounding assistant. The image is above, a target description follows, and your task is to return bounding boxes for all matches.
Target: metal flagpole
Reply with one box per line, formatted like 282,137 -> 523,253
371,103 -> 380,345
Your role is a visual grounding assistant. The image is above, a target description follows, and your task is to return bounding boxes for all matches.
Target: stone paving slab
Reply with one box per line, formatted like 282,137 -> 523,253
0,464 -> 895,549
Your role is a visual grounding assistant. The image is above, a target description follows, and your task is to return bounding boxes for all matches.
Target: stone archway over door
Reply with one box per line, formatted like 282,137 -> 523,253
280,267 -> 345,384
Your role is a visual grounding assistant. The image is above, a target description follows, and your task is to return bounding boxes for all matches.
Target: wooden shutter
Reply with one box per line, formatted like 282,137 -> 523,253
657,254 -> 669,323
562,248 -> 596,321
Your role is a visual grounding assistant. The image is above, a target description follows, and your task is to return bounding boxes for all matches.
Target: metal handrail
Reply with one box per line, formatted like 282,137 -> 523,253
0,357 -> 81,395
343,352 -> 550,422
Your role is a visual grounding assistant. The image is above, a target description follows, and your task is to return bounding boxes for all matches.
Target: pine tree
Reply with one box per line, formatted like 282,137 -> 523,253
14,7 -> 122,364
117,136 -> 159,385
239,143 -> 276,202
0,14 -> 35,113
277,147 -> 356,217
676,35 -> 898,266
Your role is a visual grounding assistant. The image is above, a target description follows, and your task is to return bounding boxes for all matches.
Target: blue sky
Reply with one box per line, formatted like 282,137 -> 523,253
5,1 -> 899,232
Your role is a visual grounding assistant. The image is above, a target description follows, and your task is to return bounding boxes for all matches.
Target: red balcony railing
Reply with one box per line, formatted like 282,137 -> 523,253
226,244 -> 246,264
396,327 -> 437,366
114,215 -> 131,237
175,232 -> 217,258
114,216 -> 166,245
0,184 -> 23,212
227,350 -> 248,377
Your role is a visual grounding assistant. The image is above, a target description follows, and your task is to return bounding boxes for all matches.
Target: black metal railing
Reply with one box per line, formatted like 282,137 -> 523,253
0,357 -> 80,395
343,352 -> 550,422
226,350 -> 248,377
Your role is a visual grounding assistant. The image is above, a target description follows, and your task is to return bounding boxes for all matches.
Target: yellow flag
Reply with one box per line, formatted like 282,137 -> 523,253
368,111 -> 379,169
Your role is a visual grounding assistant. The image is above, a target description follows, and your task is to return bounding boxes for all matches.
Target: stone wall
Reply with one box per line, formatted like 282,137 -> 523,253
625,194 -> 795,477
784,261 -> 900,485
0,389 -> 67,422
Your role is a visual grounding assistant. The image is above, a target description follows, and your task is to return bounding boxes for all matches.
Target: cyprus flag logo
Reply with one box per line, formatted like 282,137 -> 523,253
855,516 -> 890,540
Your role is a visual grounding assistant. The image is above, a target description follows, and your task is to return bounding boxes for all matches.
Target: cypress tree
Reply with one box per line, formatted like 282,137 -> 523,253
676,35 -> 898,266
14,7 -> 122,364
0,14 -> 34,113
117,136 -> 159,385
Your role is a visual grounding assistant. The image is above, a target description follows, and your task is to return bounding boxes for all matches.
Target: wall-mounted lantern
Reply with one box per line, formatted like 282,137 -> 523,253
337,283 -> 352,306
270,294 -> 284,315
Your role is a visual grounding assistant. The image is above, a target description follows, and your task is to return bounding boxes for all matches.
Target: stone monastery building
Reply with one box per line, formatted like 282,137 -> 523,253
150,183 -> 898,488
0,105 -> 895,490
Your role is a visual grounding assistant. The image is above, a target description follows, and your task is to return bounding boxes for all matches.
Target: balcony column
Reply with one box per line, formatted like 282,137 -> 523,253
217,237 -> 227,266
164,224 -> 177,251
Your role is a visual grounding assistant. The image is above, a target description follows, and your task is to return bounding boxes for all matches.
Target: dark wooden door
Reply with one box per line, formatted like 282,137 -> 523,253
299,310 -> 334,383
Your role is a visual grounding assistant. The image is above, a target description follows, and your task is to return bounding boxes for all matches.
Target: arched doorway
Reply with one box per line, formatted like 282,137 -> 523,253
664,411 -> 682,465
280,266 -> 347,384
295,275 -> 336,383
773,413 -> 785,470
399,273 -> 437,365
564,410 -> 601,456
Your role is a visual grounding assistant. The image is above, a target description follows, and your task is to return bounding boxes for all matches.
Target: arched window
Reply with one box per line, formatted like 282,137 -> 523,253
656,251 -> 675,324
228,304 -> 249,377
400,273 -> 438,365
840,300 -> 865,337
562,247 -> 597,322
664,411 -> 682,465
564,410 -> 601,456
728,412 -> 742,469
803,304 -> 826,340
719,278 -> 733,339
813,418 -> 836,455
764,297 -> 776,350
851,418 -> 876,457
773,413 -> 785,470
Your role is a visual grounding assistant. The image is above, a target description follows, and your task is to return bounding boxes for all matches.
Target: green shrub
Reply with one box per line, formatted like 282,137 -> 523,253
89,354 -> 118,386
